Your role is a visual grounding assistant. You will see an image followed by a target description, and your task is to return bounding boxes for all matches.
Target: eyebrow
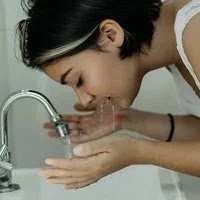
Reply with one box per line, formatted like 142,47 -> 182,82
60,68 -> 73,85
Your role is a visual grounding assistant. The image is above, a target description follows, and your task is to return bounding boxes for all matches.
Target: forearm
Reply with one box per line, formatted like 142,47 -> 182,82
122,109 -> 200,141
135,139 -> 200,177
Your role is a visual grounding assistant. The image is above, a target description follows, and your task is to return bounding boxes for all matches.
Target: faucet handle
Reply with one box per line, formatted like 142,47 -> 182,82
0,144 -> 13,171
0,144 -> 7,158
0,160 -> 13,171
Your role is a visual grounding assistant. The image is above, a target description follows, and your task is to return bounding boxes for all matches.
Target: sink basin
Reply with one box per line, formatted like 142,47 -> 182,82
0,165 -> 184,200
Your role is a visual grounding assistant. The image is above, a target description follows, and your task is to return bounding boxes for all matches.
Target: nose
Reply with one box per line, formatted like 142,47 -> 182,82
76,89 -> 95,108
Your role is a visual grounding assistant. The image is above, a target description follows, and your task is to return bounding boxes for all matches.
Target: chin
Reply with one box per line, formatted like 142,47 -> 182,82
119,100 -> 133,109
110,97 -> 133,109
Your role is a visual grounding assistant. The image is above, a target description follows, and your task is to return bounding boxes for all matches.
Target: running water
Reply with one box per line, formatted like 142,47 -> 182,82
61,98 -> 117,159
99,98 -> 115,199
100,98 -> 116,136
60,135 -> 73,159
100,101 -> 104,123
60,98 -> 116,196
112,104 -> 115,132
100,98 -> 107,136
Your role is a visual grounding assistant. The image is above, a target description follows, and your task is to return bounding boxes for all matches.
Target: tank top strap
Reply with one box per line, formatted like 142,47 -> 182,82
174,0 -> 200,90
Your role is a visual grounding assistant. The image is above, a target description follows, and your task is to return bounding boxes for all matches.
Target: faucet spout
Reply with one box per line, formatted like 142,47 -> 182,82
0,89 -> 70,192
0,89 -> 70,146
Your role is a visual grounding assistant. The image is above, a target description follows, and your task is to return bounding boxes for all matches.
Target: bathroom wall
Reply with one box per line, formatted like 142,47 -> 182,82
0,0 -> 79,168
0,0 -> 185,169
0,0 -> 9,104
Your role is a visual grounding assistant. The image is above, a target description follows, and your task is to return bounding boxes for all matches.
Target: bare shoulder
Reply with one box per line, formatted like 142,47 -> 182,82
182,12 -> 200,79
173,0 -> 200,78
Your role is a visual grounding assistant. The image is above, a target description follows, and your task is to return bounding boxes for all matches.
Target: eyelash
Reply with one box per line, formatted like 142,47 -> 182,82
76,76 -> 84,88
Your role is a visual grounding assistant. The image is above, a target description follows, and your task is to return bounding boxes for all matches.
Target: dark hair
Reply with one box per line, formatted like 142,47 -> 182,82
17,0 -> 162,69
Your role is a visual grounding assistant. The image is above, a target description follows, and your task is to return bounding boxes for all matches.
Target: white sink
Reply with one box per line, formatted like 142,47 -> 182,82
0,165 -> 183,200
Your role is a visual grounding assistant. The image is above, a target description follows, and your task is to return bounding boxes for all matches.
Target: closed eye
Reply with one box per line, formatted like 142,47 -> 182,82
76,76 -> 84,88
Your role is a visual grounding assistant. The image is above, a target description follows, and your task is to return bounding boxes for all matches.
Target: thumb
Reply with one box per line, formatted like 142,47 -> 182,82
73,138 -> 109,157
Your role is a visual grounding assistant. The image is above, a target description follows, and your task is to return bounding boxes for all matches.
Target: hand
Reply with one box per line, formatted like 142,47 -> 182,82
44,99 -> 129,143
38,135 -> 142,189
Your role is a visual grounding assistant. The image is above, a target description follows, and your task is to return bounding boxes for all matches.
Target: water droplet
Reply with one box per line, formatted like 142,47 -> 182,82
112,104 -> 115,132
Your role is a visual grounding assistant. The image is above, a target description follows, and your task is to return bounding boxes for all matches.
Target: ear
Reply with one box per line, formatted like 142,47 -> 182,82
98,19 -> 124,51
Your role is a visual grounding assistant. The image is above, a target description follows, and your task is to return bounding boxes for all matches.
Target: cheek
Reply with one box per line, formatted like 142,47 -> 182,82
85,77 -> 113,95
86,72 -> 136,93
84,68 -> 115,93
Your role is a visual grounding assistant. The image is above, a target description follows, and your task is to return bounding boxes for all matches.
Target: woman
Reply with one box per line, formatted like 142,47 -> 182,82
17,0 -> 200,189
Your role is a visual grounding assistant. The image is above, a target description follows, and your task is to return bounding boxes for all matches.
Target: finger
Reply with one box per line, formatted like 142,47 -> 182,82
70,129 -> 82,137
39,168 -> 68,177
48,129 -> 81,138
48,131 -> 58,138
43,122 -> 55,129
68,122 -> 80,130
65,178 -> 97,189
62,114 -> 82,123
44,121 -> 80,133
73,137 -> 111,157
43,116 -> 81,130
45,158 -> 88,170
69,126 -> 102,143
46,176 -> 91,185
38,168 -> 85,178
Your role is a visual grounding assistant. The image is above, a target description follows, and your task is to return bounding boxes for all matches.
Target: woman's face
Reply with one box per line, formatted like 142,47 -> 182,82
43,49 -> 144,109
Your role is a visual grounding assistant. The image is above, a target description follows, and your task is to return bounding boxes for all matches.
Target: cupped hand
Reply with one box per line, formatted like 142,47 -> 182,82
38,135 -> 141,189
43,100 -> 128,143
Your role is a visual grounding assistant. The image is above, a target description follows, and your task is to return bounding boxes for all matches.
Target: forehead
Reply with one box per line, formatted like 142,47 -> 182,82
48,56 -> 73,69
42,49 -> 106,81
42,49 -> 90,74
43,57 -> 73,80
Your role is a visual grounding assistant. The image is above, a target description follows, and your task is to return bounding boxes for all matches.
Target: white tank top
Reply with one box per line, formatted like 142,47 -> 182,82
168,0 -> 200,117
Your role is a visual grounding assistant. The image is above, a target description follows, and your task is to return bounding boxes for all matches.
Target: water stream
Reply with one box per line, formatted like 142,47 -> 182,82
60,135 -> 73,159
61,98 -> 117,160
60,98 -> 116,196
100,98 -> 116,134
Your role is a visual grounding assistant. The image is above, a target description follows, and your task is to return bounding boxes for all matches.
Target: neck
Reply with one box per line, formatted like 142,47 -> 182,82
135,0 -> 180,73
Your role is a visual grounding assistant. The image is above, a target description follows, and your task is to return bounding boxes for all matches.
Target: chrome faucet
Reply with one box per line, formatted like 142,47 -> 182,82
0,89 -> 70,193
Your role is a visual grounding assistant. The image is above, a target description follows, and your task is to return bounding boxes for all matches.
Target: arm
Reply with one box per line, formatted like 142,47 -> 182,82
120,109 -> 200,176
122,109 -> 200,141
43,107 -> 200,142
137,139 -> 200,177
40,108 -> 200,188
39,134 -> 200,189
